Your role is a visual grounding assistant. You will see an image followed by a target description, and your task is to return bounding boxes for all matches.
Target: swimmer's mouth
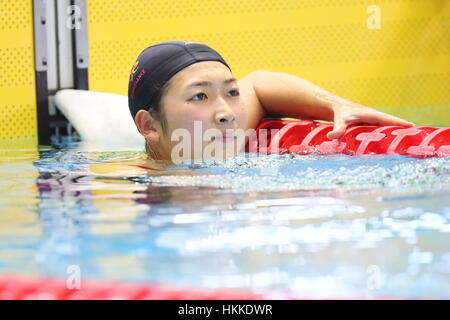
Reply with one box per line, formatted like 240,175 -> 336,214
211,133 -> 237,142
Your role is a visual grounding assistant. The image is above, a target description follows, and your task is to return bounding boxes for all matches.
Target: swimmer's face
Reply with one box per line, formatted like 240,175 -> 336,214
157,61 -> 248,161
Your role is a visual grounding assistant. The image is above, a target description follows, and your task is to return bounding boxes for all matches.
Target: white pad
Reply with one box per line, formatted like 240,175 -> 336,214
54,89 -> 145,146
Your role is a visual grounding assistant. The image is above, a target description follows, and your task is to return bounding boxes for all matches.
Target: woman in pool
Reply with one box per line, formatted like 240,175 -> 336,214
129,41 -> 414,163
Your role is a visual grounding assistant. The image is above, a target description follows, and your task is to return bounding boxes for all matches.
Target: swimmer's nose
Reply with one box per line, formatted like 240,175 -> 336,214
214,104 -> 235,125
216,112 -> 235,124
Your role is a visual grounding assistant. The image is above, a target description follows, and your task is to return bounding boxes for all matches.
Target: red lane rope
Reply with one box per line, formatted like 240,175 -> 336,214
0,275 -> 265,300
246,120 -> 450,158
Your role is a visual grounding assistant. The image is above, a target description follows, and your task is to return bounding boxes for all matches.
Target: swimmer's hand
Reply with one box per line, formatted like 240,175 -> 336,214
326,103 -> 415,140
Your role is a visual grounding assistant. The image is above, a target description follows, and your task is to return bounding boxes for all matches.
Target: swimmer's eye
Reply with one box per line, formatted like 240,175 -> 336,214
189,93 -> 207,101
228,89 -> 240,97
189,90 -> 239,101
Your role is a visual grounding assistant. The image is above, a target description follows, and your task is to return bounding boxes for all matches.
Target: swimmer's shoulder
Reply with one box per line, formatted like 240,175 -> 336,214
238,71 -> 266,130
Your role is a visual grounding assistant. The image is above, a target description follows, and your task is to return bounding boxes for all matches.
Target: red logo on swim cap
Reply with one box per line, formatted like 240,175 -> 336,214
130,60 -> 139,82
131,69 -> 146,99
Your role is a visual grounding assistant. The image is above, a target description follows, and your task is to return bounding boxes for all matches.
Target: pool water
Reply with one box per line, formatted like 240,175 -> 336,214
1,141 -> 450,299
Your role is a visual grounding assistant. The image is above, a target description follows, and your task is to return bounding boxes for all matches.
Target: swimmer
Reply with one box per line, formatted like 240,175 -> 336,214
128,41 -> 414,163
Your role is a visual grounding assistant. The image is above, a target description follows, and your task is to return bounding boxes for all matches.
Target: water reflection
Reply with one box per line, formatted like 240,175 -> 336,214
0,145 -> 449,298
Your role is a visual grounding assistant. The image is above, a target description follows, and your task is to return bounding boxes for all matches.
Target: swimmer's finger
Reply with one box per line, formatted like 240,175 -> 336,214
327,118 -> 347,140
364,111 -> 415,127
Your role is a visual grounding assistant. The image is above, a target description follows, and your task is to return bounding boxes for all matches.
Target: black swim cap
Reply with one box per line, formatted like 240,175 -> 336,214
128,41 -> 231,120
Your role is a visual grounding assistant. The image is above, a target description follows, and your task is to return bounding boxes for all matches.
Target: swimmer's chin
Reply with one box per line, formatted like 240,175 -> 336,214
164,151 -> 242,165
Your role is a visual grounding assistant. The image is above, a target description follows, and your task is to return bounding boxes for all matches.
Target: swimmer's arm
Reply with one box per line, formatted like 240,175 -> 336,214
242,70 -> 414,139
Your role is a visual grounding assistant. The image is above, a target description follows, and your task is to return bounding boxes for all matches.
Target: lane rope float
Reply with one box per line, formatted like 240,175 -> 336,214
246,120 -> 450,158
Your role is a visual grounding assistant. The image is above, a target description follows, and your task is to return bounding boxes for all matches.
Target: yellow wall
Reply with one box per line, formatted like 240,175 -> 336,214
0,0 -> 38,141
0,0 -> 447,140
87,0 -> 450,126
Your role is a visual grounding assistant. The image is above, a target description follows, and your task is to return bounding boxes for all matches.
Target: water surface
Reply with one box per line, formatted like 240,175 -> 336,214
0,141 -> 449,299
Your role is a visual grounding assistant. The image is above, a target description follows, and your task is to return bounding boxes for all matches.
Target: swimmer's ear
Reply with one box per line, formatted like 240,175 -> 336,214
134,110 -> 161,142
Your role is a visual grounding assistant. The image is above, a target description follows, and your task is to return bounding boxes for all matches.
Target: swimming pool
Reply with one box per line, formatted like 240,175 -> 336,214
1,141 -> 450,299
